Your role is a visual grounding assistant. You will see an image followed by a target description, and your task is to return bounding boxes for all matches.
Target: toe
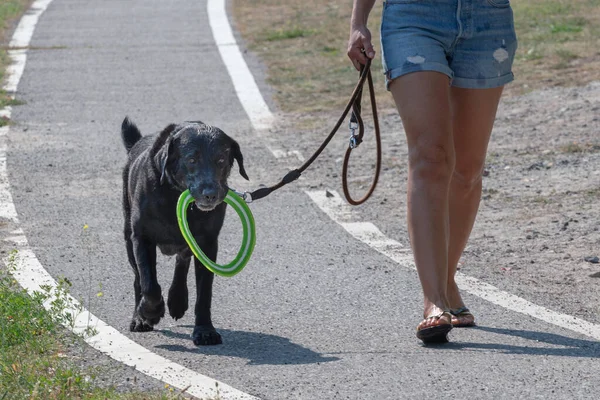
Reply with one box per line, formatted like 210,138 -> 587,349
418,312 -> 451,330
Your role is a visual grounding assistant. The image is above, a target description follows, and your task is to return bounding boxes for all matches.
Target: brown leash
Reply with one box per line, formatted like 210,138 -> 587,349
240,58 -> 381,205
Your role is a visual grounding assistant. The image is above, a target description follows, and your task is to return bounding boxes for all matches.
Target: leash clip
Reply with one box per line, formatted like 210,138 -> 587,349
349,121 -> 359,149
232,189 -> 253,204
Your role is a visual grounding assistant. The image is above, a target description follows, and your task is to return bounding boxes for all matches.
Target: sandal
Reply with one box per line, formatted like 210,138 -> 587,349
416,311 -> 453,344
450,307 -> 476,327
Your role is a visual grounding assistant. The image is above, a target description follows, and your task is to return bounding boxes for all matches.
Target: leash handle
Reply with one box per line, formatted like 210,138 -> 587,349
342,65 -> 381,205
242,58 -> 379,204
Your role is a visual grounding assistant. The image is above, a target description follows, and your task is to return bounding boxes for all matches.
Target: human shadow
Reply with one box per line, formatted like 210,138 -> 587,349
442,326 -> 600,357
154,326 -> 339,366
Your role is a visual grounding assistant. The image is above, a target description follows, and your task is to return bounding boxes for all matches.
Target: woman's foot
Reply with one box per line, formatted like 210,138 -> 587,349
446,280 -> 475,327
450,307 -> 476,327
416,310 -> 452,344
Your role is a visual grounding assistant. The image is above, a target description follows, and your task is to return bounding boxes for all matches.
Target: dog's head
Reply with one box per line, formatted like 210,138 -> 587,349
152,122 -> 248,211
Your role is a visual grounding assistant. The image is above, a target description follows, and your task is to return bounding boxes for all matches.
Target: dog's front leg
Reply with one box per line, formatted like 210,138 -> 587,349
132,236 -> 165,327
126,236 -> 153,332
168,253 -> 191,320
192,239 -> 222,345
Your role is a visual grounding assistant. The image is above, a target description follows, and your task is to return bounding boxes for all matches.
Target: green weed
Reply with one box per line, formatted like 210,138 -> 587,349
0,250 -> 197,399
550,18 -> 586,34
265,27 -> 315,41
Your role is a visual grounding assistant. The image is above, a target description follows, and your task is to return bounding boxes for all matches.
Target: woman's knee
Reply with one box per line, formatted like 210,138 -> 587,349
408,143 -> 455,183
451,166 -> 484,192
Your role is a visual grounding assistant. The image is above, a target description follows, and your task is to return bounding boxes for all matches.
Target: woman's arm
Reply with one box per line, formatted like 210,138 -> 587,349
347,0 -> 377,70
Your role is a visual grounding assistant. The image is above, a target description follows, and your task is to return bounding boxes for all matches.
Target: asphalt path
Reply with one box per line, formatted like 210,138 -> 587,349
5,0 -> 600,399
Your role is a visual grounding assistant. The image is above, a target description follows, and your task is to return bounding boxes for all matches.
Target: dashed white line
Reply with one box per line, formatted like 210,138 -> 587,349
271,149 -> 305,162
307,189 -> 600,341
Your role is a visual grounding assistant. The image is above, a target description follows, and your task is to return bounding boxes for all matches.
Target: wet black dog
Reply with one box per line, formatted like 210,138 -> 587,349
120,117 -> 248,345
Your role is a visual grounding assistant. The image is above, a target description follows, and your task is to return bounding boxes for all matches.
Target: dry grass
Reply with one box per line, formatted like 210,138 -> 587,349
232,0 -> 600,114
0,0 -> 33,122
231,0 -> 393,114
509,0 -> 600,96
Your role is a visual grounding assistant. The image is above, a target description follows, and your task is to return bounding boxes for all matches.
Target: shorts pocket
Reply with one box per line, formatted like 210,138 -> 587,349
487,0 -> 510,7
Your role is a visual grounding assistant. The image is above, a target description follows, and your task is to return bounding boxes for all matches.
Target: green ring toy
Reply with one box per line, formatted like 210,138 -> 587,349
176,189 -> 256,277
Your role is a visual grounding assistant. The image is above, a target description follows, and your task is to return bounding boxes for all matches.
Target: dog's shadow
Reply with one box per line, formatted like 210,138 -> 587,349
154,327 -> 339,365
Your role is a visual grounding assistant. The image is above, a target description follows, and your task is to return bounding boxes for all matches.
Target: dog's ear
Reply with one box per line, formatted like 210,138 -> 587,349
230,139 -> 249,180
151,124 -> 178,185
158,139 -> 174,185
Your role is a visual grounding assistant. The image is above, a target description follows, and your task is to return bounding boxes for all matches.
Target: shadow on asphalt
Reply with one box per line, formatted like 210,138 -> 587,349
154,327 -> 339,365
443,326 -> 600,357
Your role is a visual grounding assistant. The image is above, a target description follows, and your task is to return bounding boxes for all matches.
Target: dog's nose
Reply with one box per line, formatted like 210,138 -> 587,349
201,187 -> 218,203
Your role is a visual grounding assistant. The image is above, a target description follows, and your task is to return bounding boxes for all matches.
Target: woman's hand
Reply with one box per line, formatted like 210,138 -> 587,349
347,25 -> 375,70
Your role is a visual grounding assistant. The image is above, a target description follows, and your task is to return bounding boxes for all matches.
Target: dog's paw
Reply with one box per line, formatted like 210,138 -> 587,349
192,325 -> 222,346
138,295 -> 165,326
167,287 -> 189,320
130,316 -> 154,332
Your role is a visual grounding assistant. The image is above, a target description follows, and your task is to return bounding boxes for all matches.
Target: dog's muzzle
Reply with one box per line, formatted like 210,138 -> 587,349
191,186 -> 224,211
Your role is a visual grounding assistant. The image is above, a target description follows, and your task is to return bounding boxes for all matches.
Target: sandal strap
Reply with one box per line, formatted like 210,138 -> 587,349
450,307 -> 470,316
425,310 -> 452,320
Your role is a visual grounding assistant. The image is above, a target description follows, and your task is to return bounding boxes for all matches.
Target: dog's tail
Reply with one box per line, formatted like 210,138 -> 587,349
121,117 -> 142,153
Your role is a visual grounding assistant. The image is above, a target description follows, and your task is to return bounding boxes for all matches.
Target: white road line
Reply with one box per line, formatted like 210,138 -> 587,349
307,189 -> 600,341
0,1 -> 257,399
208,0 -> 274,132
208,0 -> 308,164
0,126 -> 18,223
271,149 -> 305,162
7,245 -> 256,400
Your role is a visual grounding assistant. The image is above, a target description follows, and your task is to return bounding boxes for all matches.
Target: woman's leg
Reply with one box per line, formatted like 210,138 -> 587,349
389,71 -> 455,326
446,86 -> 505,324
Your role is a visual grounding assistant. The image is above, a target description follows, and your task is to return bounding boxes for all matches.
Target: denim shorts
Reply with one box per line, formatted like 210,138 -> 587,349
380,0 -> 518,89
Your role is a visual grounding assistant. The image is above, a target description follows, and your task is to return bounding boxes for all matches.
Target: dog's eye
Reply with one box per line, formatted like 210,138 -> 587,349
188,158 -> 196,164
217,158 -> 226,165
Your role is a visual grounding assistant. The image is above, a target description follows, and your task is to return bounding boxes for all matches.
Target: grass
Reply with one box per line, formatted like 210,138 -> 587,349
265,27 -> 315,41
0,219 -> 224,400
1,250 -> 208,400
558,142 -> 600,153
511,0 -> 600,93
0,251 -> 199,399
0,0 -> 31,125
231,0 -> 600,114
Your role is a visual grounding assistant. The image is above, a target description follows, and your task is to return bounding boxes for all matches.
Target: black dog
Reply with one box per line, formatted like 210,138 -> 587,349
120,117 -> 248,345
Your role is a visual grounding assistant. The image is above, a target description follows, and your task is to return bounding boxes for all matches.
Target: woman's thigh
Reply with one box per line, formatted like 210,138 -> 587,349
450,86 -> 504,177
389,71 -> 454,167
